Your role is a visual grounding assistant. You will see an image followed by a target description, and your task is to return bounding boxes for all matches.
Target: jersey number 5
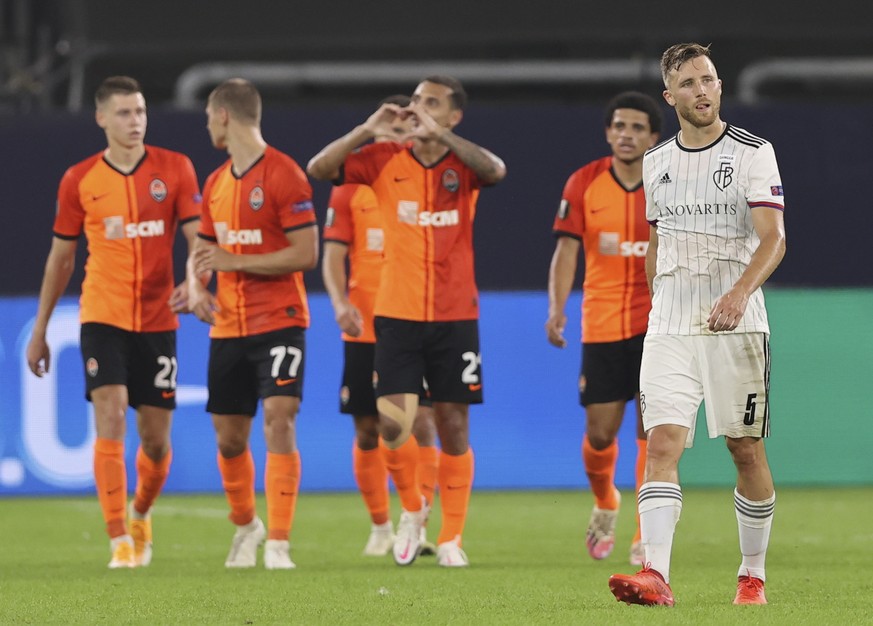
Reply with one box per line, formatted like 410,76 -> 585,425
743,393 -> 757,425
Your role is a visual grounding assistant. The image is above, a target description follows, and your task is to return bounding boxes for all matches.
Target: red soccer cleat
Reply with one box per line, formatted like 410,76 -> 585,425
733,575 -> 767,605
608,565 -> 675,607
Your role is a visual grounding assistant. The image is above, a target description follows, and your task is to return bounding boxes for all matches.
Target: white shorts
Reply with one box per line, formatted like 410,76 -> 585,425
639,333 -> 770,447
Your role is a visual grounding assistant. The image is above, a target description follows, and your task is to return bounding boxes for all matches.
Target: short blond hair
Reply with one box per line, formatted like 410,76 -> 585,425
660,43 -> 713,86
208,78 -> 261,124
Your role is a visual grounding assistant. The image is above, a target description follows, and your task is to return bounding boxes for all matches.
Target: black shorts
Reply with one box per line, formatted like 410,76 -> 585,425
207,326 -> 306,416
579,333 -> 645,406
374,317 -> 482,404
340,341 -> 432,415
79,322 -> 177,409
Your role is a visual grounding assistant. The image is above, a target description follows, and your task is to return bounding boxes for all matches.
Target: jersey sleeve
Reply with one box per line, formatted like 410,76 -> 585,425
746,142 -> 785,211
340,143 -> 396,186
197,171 -> 218,241
323,185 -> 356,245
642,152 -> 659,225
274,159 -> 317,231
552,169 -> 585,239
53,167 -> 85,240
174,154 -> 203,223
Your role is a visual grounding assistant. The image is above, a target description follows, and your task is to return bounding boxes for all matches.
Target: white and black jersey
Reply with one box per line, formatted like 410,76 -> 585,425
643,124 -> 785,335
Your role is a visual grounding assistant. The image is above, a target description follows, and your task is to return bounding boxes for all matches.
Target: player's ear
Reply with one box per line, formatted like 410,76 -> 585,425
449,108 -> 463,127
662,89 -> 675,107
95,107 -> 106,129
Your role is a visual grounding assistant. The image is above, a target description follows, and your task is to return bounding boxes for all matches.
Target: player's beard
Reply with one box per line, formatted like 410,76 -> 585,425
679,99 -> 721,129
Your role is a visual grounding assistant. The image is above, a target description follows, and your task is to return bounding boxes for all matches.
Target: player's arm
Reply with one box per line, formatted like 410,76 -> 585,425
545,236 -> 580,348
169,219 -> 207,314
645,225 -> 659,297
187,236 -> 220,325
194,224 -> 319,276
322,241 -> 363,338
707,208 -> 786,332
26,237 -> 78,376
307,104 -> 406,181
407,102 -> 506,184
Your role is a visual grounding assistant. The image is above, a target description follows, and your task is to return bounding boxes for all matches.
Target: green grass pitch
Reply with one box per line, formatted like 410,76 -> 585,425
1,487 -> 870,625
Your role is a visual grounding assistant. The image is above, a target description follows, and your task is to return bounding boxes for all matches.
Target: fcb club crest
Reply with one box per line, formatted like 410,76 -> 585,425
149,179 -> 168,202
249,186 -> 265,210
442,169 -> 460,192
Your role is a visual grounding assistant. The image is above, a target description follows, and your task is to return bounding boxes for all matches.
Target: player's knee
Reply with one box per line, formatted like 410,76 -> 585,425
726,437 -> 763,469
377,394 -> 417,446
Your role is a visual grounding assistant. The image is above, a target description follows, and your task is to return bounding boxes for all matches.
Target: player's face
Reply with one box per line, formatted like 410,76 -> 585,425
663,55 -> 722,129
205,102 -> 227,149
411,81 -> 462,129
605,108 -> 658,165
374,111 -> 416,143
97,92 -> 147,149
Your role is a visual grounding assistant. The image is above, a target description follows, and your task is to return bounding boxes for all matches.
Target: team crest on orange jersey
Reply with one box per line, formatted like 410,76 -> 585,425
86,358 -> 99,377
149,179 -> 168,202
249,186 -> 264,210
442,169 -> 459,192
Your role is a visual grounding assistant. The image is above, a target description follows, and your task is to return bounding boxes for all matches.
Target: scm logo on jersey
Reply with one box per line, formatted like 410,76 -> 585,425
619,241 -> 649,257
418,209 -> 459,227
215,222 -> 263,245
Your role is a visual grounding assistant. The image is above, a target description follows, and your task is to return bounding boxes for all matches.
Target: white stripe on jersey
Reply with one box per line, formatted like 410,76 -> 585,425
643,124 -> 785,335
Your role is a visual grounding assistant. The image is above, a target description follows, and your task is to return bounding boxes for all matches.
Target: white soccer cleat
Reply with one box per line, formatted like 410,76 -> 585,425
436,536 -> 469,568
586,489 -> 620,560
224,516 -> 266,568
108,534 -> 136,569
419,526 -> 437,557
393,498 -> 429,566
362,521 -> 395,556
264,539 -> 296,570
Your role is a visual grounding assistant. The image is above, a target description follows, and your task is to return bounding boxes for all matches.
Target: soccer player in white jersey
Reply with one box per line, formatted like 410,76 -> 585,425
608,43 -> 786,608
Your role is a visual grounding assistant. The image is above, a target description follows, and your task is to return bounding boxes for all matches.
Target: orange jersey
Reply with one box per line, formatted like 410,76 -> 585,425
341,142 -> 484,322
553,156 -> 651,343
199,146 -> 316,339
323,184 -> 382,343
53,146 -> 201,332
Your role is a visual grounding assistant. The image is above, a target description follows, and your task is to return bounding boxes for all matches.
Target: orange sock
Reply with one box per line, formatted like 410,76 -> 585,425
94,437 -> 127,538
582,435 -> 619,509
381,437 -> 421,512
217,448 -> 256,526
265,451 -> 301,541
353,443 -> 390,525
132,446 -> 172,516
417,445 -> 439,508
437,449 -> 474,545
633,438 -> 647,543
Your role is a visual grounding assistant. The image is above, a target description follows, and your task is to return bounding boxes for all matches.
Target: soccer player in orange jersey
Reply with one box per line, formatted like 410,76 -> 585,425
322,94 -> 440,558
187,78 -> 318,570
309,76 -> 506,567
546,92 -> 663,567
25,76 -> 202,568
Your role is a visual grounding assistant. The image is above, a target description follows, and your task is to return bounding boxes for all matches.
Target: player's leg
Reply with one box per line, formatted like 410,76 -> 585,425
81,323 -> 136,568
427,320 -> 481,568
703,333 -> 774,604
343,341 -> 393,555
609,334 -> 700,606
128,329 -> 176,566
412,399 -> 438,555
258,326 -> 307,570
630,393 -> 648,566
582,400 -> 624,560
207,336 -> 264,568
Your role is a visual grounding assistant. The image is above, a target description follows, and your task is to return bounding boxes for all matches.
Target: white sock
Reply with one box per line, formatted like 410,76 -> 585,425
638,481 -> 682,583
735,489 -> 775,581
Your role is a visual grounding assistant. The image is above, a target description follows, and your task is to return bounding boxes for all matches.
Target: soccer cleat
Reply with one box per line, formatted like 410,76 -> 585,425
264,539 -> 296,570
733,575 -> 767,605
108,535 -> 136,569
436,536 -> 469,568
629,541 -> 645,567
224,516 -> 266,568
418,526 -> 437,557
586,489 -> 621,560
609,565 -> 675,607
362,521 -> 395,557
129,503 -> 153,567
393,497 -> 429,566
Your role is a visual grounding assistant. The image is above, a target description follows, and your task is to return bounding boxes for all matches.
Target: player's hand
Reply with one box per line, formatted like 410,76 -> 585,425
545,313 -> 568,348
334,301 -> 363,337
168,282 -> 190,314
363,103 -> 410,137
26,335 -> 51,377
189,285 -> 219,325
707,287 -> 749,332
194,244 -> 237,274
405,103 -> 447,142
